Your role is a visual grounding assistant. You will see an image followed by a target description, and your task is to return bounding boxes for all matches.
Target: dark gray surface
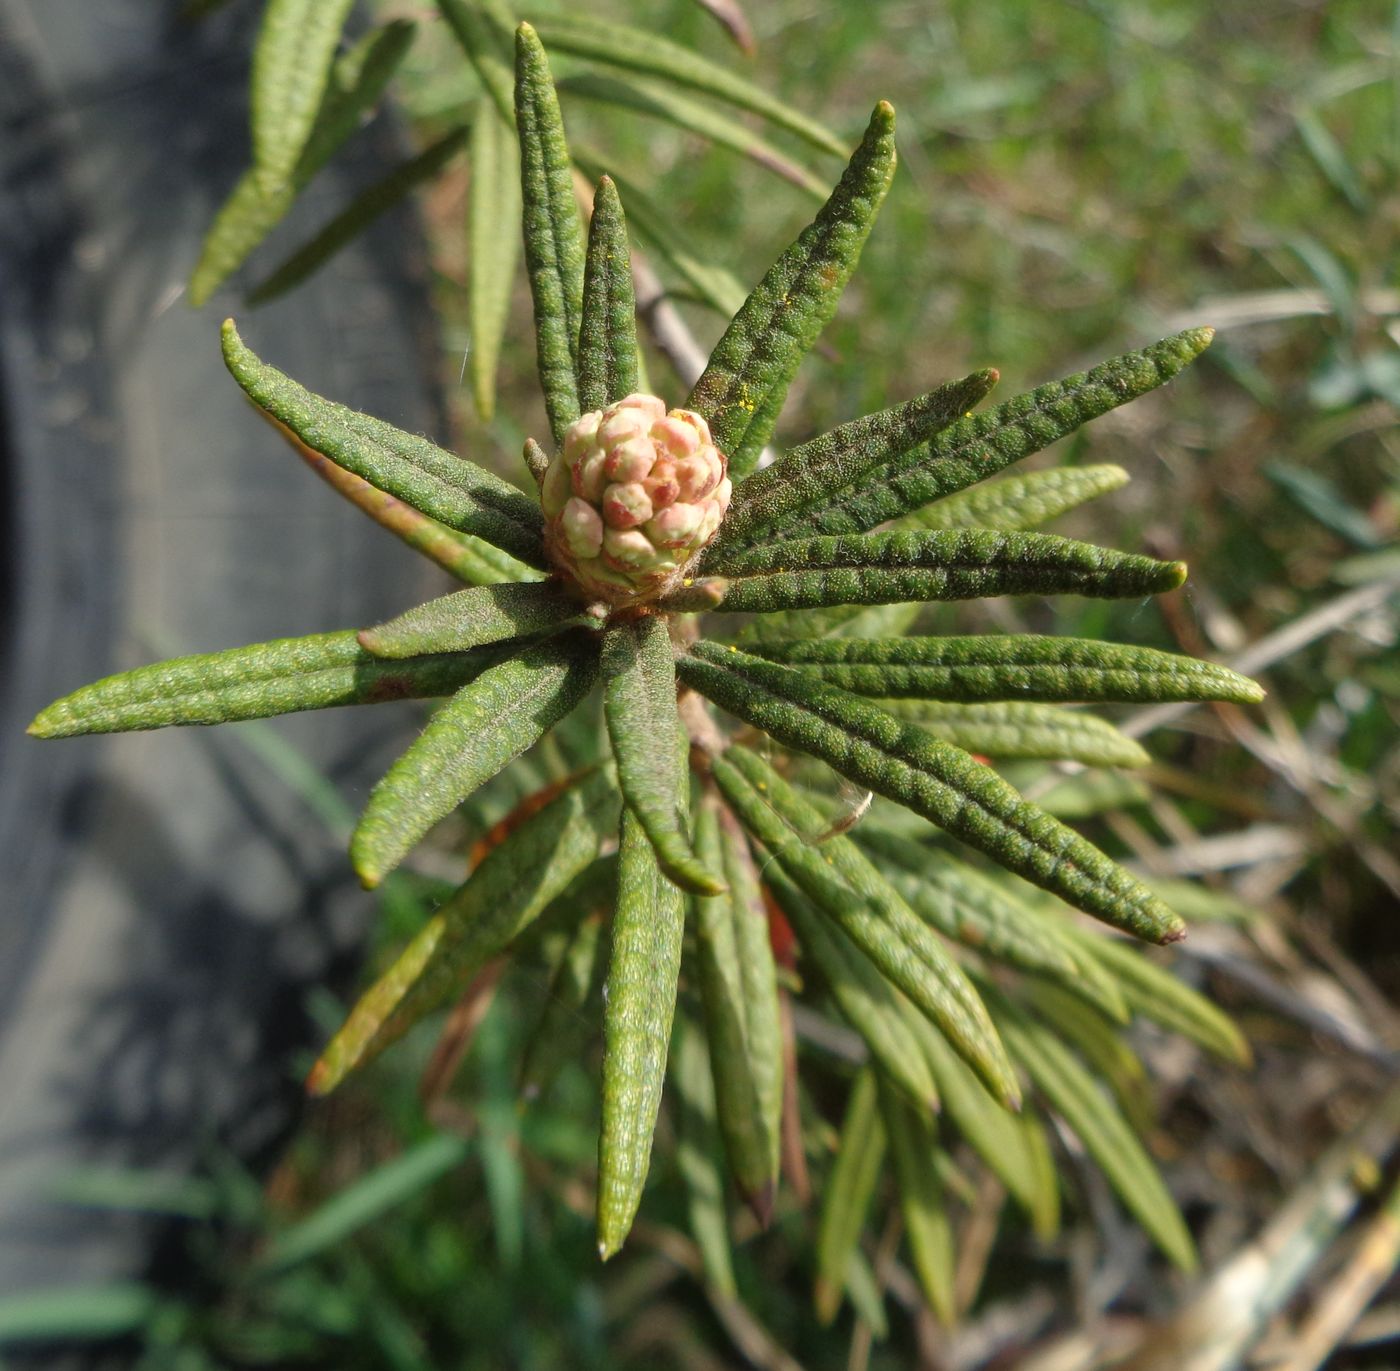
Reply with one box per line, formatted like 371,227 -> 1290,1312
0,0 -> 449,1298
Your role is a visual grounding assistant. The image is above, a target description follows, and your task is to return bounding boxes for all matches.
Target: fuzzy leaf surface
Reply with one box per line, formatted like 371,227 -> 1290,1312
696,529 -> 1186,613
515,24 -> 587,446
533,15 -> 845,157
905,464 -> 1130,532
249,0 -> 355,194
351,635 -> 598,887
469,99 -> 522,421
747,634 -> 1263,705
29,632 -> 494,738
687,102 -> 897,475
222,321 -> 546,566
358,582 -> 586,660
310,771 -> 618,1094
681,644 -> 1186,944
712,746 -> 1017,1105
776,328 -> 1214,537
710,370 -> 999,554
603,619 -> 720,895
597,807 -> 687,1258
577,176 -> 639,412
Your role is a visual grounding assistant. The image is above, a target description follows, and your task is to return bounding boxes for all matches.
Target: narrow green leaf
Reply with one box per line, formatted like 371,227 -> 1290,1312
437,0 -> 515,121
247,127 -> 467,303
469,98 -> 523,422
779,329 -> 1216,537
358,582 -> 588,660
189,20 -> 416,305
533,15 -> 845,157
814,1068 -> 886,1326
712,745 -> 1017,1105
876,700 -> 1151,768
765,866 -> 940,1110
571,153 -> 747,316
259,1134 -> 470,1273
905,464 -> 1130,532
597,806 -> 687,1258
222,319 -> 547,567
577,176 -> 639,412
745,634 -> 1264,706
694,528 -> 1187,613
603,618 -> 721,895
681,644 -> 1187,944
351,634 -> 599,888
693,799 -> 784,1206
29,631 -> 493,738
671,1015 -> 739,1297
687,102 -> 898,475
312,771 -> 618,1093
710,371 -> 1000,555
558,72 -> 828,198
515,22 -> 587,446
520,906 -> 607,1100
249,0 -> 356,194
857,830 -> 1131,1022
987,988 -> 1198,1271
0,1283 -> 157,1340
880,1083 -> 956,1326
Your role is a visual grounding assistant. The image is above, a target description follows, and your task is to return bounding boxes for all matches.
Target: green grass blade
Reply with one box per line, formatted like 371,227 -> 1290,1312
876,700 -> 1151,768
533,15 -> 845,157
516,22 -> 587,447
558,72 -> 827,197
680,644 -> 1186,944
358,582 -> 587,660
469,97 -> 522,423
781,328 -> 1215,537
29,631 -> 494,738
603,618 -> 722,895
437,0 -> 515,121
988,988 -> 1198,1271
671,1015 -> 739,1296
570,153 -> 747,316
249,0 -> 356,194
880,1083 -> 957,1326
745,634 -> 1264,706
259,1134 -> 471,1272
693,799 -> 782,1206
313,771 -> 618,1093
0,1283 -> 157,1340
247,127 -> 468,303
687,102 -> 898,476
189,20 -> 416,305
814,1067 -> 886,1325
597,806 -> 687,1258
351,634 -> 599,887
577,176 -> 639,412
713,745 -> 1016,1105
695,529 -> 1187,612
709,371 -> 1000,554
905,464 -> 1130,532
765,866 -> 940,1110
222,320 -> 547,567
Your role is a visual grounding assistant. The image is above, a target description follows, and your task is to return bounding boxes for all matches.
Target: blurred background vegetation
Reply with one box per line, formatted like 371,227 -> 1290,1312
5,0 -> 1398,1366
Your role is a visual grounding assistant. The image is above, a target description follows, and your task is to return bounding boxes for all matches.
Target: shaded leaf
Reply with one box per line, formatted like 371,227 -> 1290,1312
515,22 -> 587,446
680,644 -> 1186,943
29,632 -> 494,738
358,582 -> 587,659
904,464 -> 1130,532
745,634 -> 1263,706
603,617 -> 722,895
469,97 -> 523,422
688,101 -> 898,475
597,806 -> 687,1258
222,320 -> 547,566
437,0 -> 515,121
577,176 -> 639,412
520,904 -> 608,1100
351,635 -> 599,888
778,329 -> 1215,537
